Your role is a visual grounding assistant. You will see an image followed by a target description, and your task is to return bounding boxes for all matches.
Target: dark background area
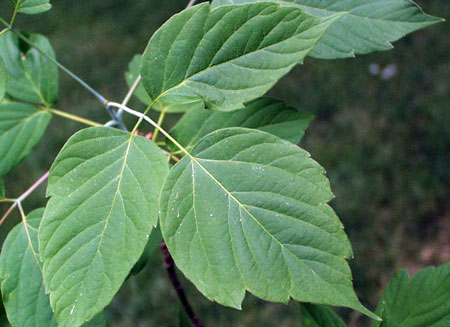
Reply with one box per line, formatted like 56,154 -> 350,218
0,0 -> 448,326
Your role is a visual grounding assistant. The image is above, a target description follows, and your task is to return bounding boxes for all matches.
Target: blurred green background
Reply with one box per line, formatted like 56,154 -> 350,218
0,0 -> 448,326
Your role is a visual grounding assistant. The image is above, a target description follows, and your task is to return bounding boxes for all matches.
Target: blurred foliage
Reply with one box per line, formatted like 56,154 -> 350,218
0,0 -> 448,326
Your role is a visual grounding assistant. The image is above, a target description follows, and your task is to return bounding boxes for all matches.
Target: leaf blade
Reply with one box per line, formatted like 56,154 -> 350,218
0,102 -> 52,177
160,127 -> 377,319
39,127 -> 169,327
141,3 -> 342,111
374,265 -> 450,327
0,209 -> 57,327
0,209 -> 105,327
0,55 -> 6,103
125,54 -> 203,113
301,303 -> 347,327
211,0 -> 443,59
168,97 -> 314,152
0,32 -> 58,105
14,0 -> 52,15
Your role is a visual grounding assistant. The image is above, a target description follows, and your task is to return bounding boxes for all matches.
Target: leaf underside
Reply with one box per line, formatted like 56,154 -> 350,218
160,127 -> 377,319
0,32 -> 58,105
0,102 -> 51,177
373,265 -> 450,327
211,0 -> 443,59
141,2 -> 342,111
168,96 -> 314,153
0,209 -> 105,327
39,127 -> 169,327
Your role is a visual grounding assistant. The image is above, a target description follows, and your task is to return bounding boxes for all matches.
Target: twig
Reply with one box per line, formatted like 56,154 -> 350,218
117,75 -> 142,120
46,108 -> 102,127
160,242 -> 204,327
152,109 -> 167,142
105,102 -> 190,157
186,0 -> 197,8
0,171 -> 49,227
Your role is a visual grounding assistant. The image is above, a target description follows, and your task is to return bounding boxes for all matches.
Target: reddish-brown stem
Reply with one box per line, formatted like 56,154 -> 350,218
160,242 -> 204,327
0,171 -> 49,227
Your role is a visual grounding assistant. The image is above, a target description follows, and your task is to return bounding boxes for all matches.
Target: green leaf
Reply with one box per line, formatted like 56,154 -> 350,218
0,32 -> 58,105
141,3 -> 343,111
125,54 -> 152,105
0,102 -> 52,177
39,127 -> 169,327
129,225 -> 163,276
0,209 -> 106,327
0,209 -> 56,327
12,0 -> 52,15
126,54 -> 203,113
168,97 -> 314,153
160,127 -> 377,319
0,178 -> 5,198
211,0 -> 443,59
373,265 -> 450,327
0,55 -> 6,103
84,313 -> 106,327
301,303 -> 346,327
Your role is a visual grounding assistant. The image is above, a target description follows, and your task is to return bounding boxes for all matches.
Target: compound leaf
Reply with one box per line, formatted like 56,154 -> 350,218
141,2 -> 342,111
126,54 -> 203,113
0,55 -> 6,103
301,303 -> 346,327
160,127 -> 377,319
39,127 -> 169,327
0,102 -> 51,177
0,209 -> 105,327
168,97 -> 314,153
211,0 -> 443,59
0,32 -> 58,105
373,265 -> 450,327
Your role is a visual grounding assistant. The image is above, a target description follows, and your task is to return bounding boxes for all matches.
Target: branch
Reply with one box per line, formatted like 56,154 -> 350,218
160,242 -> 204,327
